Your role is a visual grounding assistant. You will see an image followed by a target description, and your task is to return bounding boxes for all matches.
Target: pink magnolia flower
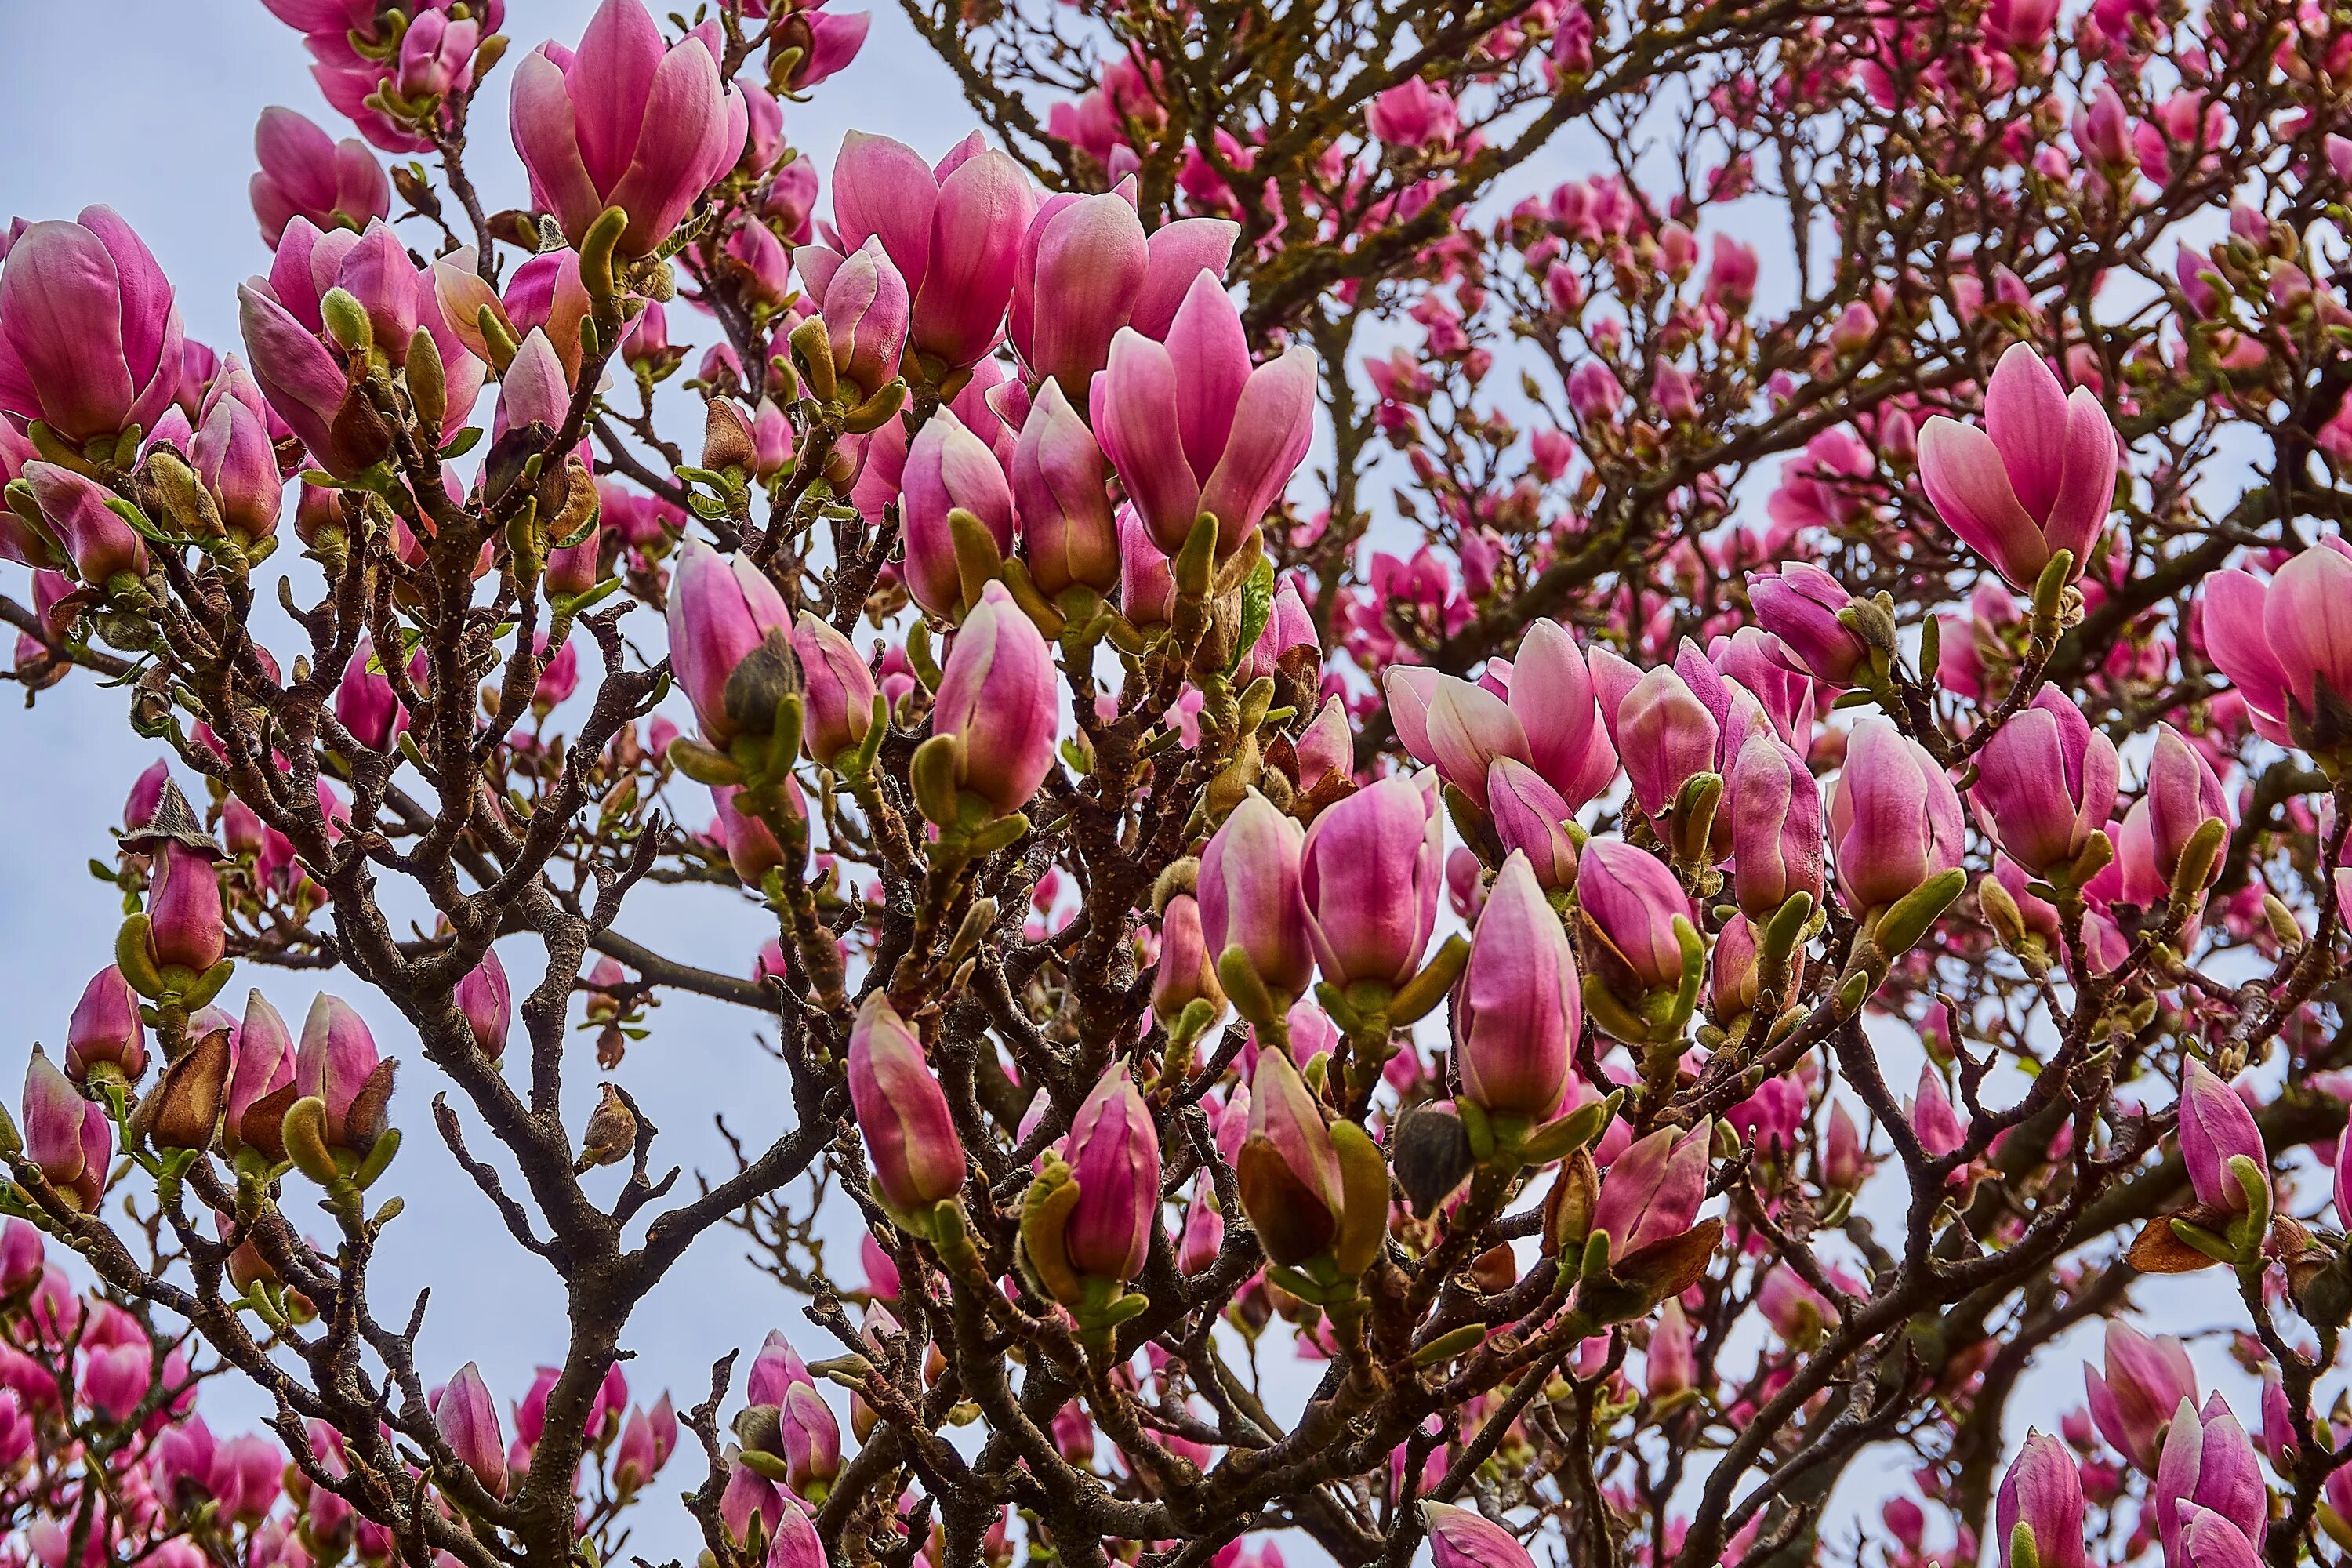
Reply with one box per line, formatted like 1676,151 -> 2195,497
2085,1320 -> 2198,1472
1997,1431 -> 2090,1568
1969,689 -> 2118,877
1828,718 -> 1963,911
847,993 -> 966,1213
931,581 -> 1060,816
1367,79 -> 1460,151
1454,851 -> 1581,1120
1011,190 -> 1240,396
1918,343 -> 2118,589
1061,1063 -> 1161,1283
249,107 -> 389,243
817,130 -> 1037,371
1298,773 -> 1443,991
509,0 -> 748,258
1092,272 -> 1316,558
0,208 -> 184,445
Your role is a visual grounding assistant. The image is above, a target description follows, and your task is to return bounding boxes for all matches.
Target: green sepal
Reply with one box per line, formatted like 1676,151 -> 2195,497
27,422 -> 100,477
1757,891 -> 1813,990
320,287 -> 372,354
906,620 -> 942,692
2169,1216 -> 2238,1266
281,1096 -> 338,1185
406,328 -> 446,432
1834,967 -> 1873,1017
1519,1089 -> 1619,1167
1215,944 -> 1280,1030
805,1353 -> 877,1389
1078,1286 -> 1151,1336
927,1197 -> 980,1276
1327,1119 -> 1391,1277
114,914 -> 167,999
762,691 -> 806,789
183,959 -> 236,1012
787,318 -> 837,405
1018,1156 -> 1084,1305
1265,1261 -> 1343,1308
2031,548 -> 2075,626
668,736 -> 746,787
1668,914 -> 1706,1032
352,1127 -> 401,1191
1168,996 -> 1220,1052
910,734 -> 962,826
1172,513 -> 1218,599
2227,1153 -> 2272,1243
1668,772 -> 1723,867
1236,676 -> 1276,736
1580,971 -> 1661,1046
961,810 -> 1029,858
579,205 -> 629,304
1456,1098 -> 1496,1163
1577,1229 -> 1613,1285
949,507 -> 1006,616
997,558 -> 1065,637
843,380 -> 906,434
1388,934 -> 1468,1025
2167,815 -> 2228,916
1874,868 -> 1966,957
476,304 -> 520,373
1314,982 -> 1363,1033
854,691 -> 893,769
1410,1323 -> 1488,1368
739,1449 -> 793,1483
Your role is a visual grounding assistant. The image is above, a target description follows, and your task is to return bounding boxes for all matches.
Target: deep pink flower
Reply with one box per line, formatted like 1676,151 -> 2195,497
510,0 -> 746,258
1299,773 -> 1443,991
931,581 -> 1060,816
847,993 -> 966,1213
1453,851 -> 1580,1120
249,107 -> 389,244
0,208 -> 184,445
1918,343 -> 2118,588
1092,273 -> 1316,557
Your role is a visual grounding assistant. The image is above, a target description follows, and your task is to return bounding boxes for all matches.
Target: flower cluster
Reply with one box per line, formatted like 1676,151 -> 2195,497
2,0 -> 2352,1566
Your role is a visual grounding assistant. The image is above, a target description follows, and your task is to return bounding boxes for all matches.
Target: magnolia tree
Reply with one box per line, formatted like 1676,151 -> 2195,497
3,0 -> 2352,1565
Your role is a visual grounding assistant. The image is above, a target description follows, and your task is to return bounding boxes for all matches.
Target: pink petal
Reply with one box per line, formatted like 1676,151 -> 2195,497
2201,570 -> 2288,721
832,131 -> 938,294
509,49 -> 601,241
1984,341 -> 2070,523
2043,386 -> 2118,565
1917,415 -> 2047,586
1091,329 -> 1200,553
1196,345 -> 1316,554
256,107 -> 338,213
604,38 -> 731,256
569,0 -> 665,194
0,220 -> 134,439
1163,271 -> 1250,480
1131,218 -> 1241,339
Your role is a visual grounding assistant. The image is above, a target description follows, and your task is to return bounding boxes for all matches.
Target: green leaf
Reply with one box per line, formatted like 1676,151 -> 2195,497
1226,553 -> 1277,678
